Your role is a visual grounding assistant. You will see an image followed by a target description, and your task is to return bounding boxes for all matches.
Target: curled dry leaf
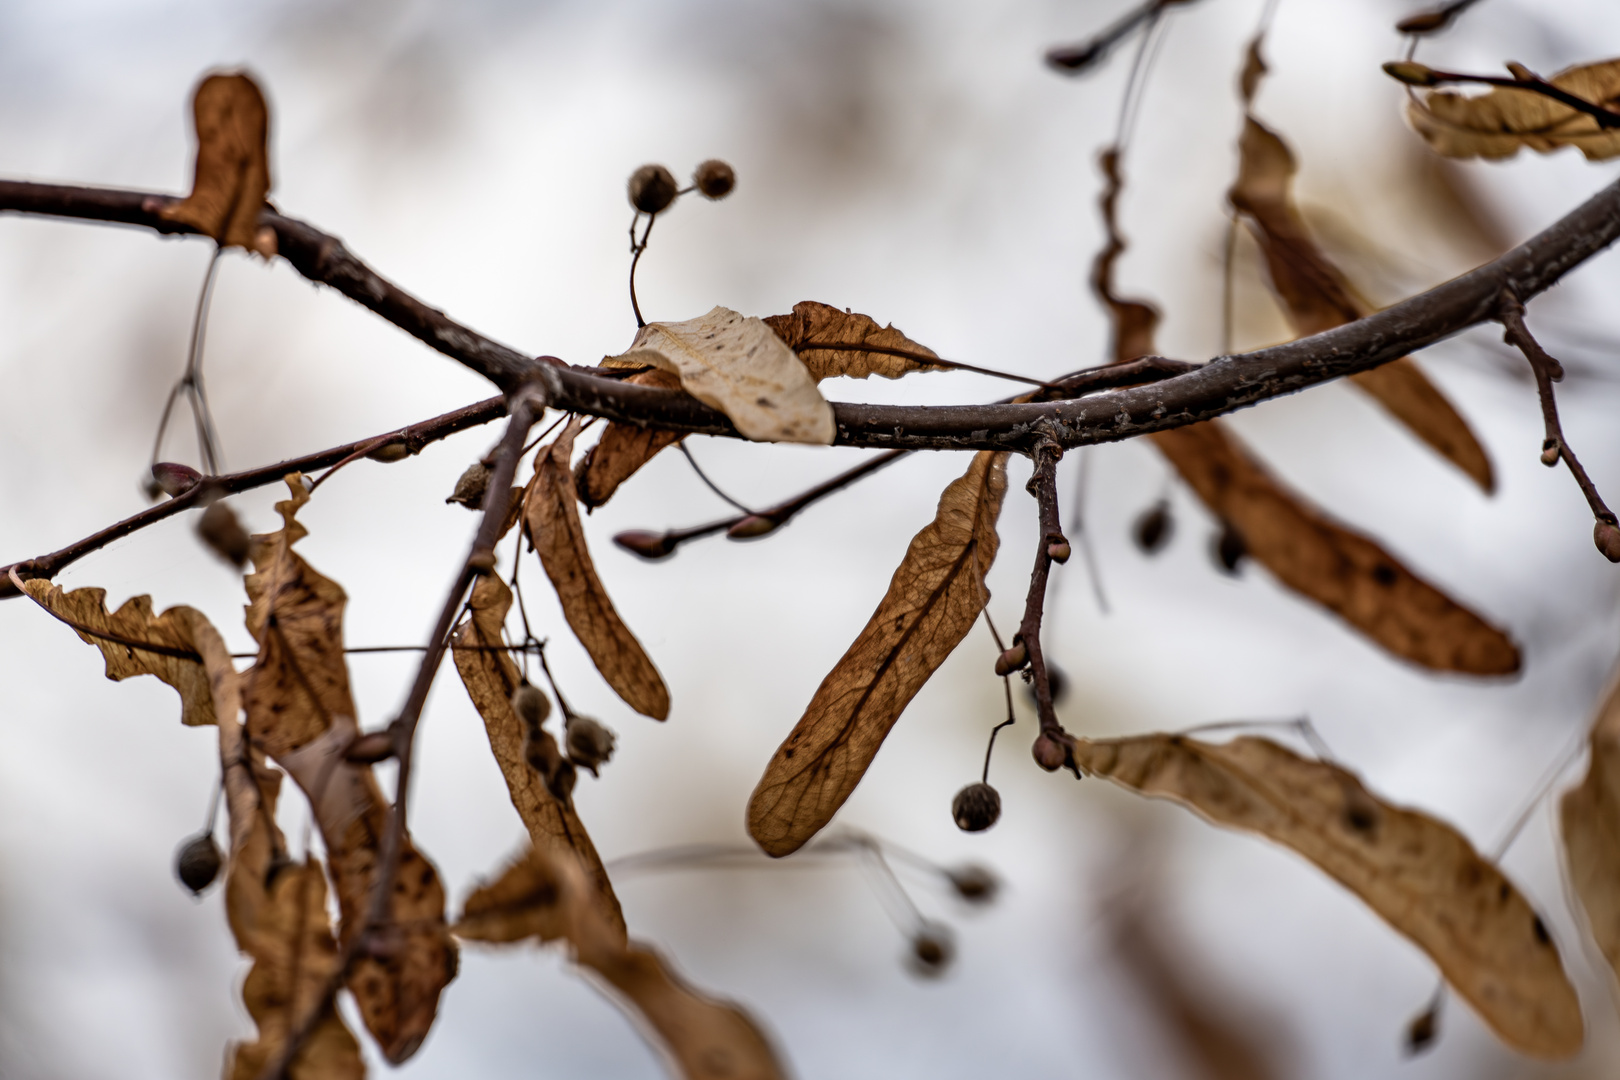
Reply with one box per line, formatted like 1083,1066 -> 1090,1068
1560,666 -> 1620,991
183,616 -> 365,1080
1409,59 -> 1620,161
243,476 -> 455,1065
574,368 -> 685,511
1072,733 -> 1582,1060
748,450 -> 1009,857
1092,148 -> 1161,364
159,72 -> 277,256
456,845 -> 786,1080
1232,44 -> 1492,491
524,422 -> 670,721
762,300 -> 948,382
606,306 -> 834,445
451,572 -> 624,934
21,579 -> 216,727
1151,422 -> 1519,675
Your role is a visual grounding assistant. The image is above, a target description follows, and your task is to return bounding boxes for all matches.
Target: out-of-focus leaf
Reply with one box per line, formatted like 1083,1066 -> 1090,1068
1409,59 -> 1620,161
1560,667 -> 1620,990
159,72 -> 276,255
524,422 -> 670,721
1091,148 -> 1160,363
21,580 -> 216,726
1231,78 -> 1492,491
749,450 -> 1008,857
574,369 -> 685,511
1072,732 -> 1583,1060
242,476 -> 455,1065
451,573 -> 624,934
762,300 -> 947,381
456,845 -> 787,1080
606,306 -> 834,444
1151,422 -> 1519,675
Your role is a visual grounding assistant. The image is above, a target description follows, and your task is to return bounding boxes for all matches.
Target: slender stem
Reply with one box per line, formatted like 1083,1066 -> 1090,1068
677,440 -> 757,515
792,342 -> 1066,389
1,396 -> 506,600
1498,291 -> 1616,524
628,213 -> 656,328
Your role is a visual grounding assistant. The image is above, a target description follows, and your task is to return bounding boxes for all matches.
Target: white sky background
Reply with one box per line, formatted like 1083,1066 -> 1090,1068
3,0 -> 1620,1077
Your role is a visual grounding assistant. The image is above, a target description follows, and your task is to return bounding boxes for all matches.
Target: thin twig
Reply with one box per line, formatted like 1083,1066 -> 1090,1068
0,396 -> 506,600
677,441 -> 757,515
1498,290 -> 1616,526
1015,435 -> 1075,771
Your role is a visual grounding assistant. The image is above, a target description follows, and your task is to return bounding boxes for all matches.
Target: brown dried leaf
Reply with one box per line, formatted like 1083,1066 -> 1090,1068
456,845 -> 786,1080
1073,733 -> 1582,1060
1229,113 -> 1493,491
242,476 -> 455,1064
451,573 -> 625,934
607,306 -> 834,444
1091,148 -> 1161,363
21,580 -> 216,727
159,72 -> 276,256
1560,668 -> 1620,991
574,369 -> 685,511
1151,422 -> 1519,675
762,300 -> 947,381
525,422 -> 670,721
748,450 -> 1009,857
1409,59 -> 1620,161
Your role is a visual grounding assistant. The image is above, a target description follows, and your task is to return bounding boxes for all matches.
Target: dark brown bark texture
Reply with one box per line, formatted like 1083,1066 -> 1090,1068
3,176 -> 1619,451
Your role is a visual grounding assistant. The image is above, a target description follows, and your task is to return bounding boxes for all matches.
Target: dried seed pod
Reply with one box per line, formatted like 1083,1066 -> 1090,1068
613,530 -> 678,561
1213,521 -> 1246,575
197,500 -> 251,567
1405,1001 -> 1441,1055
151,461 -> 203,498
1382,60 -> 1440,86
1132,498 -> 1174,554
446,462 -> 492,509
511,681 -> 552,731
908,923 -> 955,977
1032,733 -> 1068,773
726,514 -> 779,540
1046,537 -> 1072,564
951,782 -> 1001,832
993,641 -> 1028,677
946,864 -> 999,905
564,715 -> 617,777
693,159 -> 736,200
175,831 -> 223,895
366,441 -> 411,463
1595,520 -> 1620,563
628,164 -> 678,214
344,729 -> 397,765
525,727 -> 577,803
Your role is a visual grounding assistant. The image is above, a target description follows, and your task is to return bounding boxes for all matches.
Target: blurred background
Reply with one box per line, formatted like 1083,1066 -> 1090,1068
3,0 -> 1620,1076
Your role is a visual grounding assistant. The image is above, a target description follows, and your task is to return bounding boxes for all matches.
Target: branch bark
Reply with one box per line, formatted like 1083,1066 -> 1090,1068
3,176 -> 1620,452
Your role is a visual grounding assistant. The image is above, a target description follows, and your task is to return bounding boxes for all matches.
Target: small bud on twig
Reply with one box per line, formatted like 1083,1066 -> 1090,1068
151,462 -> 203,498
613,530 -> 677,561
344,729 -> 397,765
1595,520 -> 1620,563
1032,733 -> 1067,772
366,441 -> 411,463
1383,60 -> 1441,87
993,641 -> 1028,677
726,514 -> 779,540
1541,439 -> 1561,467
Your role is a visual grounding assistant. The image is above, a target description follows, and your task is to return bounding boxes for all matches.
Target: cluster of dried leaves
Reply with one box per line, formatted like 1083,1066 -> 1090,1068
15,19 -> 1620,1074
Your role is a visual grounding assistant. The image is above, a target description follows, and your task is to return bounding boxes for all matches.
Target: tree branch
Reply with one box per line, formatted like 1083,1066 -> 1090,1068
1013,434 -> 1073,774
4,175 -> 1620,452
0,395 -> 506,600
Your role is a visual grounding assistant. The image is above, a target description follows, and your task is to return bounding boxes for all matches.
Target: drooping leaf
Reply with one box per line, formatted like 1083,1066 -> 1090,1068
456,845 -> 787,1080
1560,667 -> 1620,991
1231,58 -> 1492,491
1151,422 -> 1519,675
242,476 -> 455,1065
762,300 -> 947,382
184,618 -> 365,1080
159,72 -> 277,255
748,450 -> 1009,857
1408,59 -> 1620,161
1072,732 -> 1582,1060
21,579 -> 216,726
450,573 -> 624,933
574,369 -> 685,511
524,422 -> 670,721
606,306 -> 834,445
